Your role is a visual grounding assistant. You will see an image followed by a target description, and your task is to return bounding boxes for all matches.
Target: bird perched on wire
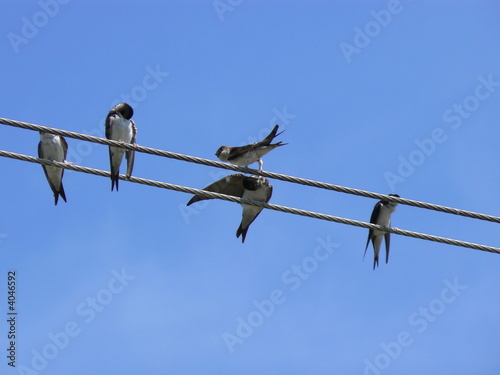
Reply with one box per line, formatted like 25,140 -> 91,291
215,124 -> 286,171
187,173 -> 273,243
364,194 -> 400,269
104,103 -> 137,191
38,132 -> 68,205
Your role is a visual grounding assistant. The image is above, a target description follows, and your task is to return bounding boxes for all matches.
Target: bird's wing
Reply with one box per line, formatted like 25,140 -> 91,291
226,144 -> 254,161
266,184 -> 273,203
384,232 -> 391,264
227,125 -> 284,160
363,234 -> 371,260
187,174 -> 247,206
38,141 -> 60,197
38,141 -> 51,189
37,140 -> 44,159
61,136 -> 69,160
104,113 -> 113,140
369,202 -> 382,224
126,120 -> 137,177
364,202 -> 381,259
59,136 -> 68,179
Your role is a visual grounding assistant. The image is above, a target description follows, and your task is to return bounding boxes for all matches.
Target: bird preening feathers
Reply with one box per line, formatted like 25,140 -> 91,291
105,103 -> 137,191
189,125 -> 286,243
187,174 -> 273,243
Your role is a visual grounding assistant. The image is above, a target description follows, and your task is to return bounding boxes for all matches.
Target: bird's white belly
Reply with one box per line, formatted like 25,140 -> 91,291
243,186 -> 267,202
40,136 -> 65,189
233,151 -> 259,166
241,186 -> 266,215
42,137 -> 65,161
373,208 -> 393,235
110,118 -> 133,143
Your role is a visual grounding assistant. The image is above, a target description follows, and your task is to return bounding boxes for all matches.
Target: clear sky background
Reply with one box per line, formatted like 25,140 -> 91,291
1,1 -> 499,374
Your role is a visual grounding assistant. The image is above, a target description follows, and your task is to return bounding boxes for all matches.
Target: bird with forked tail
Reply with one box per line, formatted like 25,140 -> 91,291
104,103 -> 137,191
187,173 -> 273,243
215,124 -> 286,171
38,132 -> 68,205
364,194 -> 400,269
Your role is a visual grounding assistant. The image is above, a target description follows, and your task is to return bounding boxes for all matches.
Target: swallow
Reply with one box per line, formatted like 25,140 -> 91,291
187,174 -> 273,243
38,132 -> 68,205
215,124 -> 287,171
105,102 -> 137,191
364,194 -> 400,270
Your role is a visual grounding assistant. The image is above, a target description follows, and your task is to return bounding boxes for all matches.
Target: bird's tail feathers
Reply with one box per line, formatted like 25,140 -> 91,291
59,184 -> 67,203
271,141 -> 288,148
110,172 -> 119,191
236,224 -> 248,243
384,232 -> 391,264
109,148 -> 122,191
261,124 -> 283,145
125,150 -> 135,178
363,236 -> 371,260
274,128 -> 285,138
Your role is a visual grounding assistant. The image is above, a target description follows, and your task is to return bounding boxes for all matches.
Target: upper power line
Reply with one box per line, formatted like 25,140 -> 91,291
1,117 -> 500,224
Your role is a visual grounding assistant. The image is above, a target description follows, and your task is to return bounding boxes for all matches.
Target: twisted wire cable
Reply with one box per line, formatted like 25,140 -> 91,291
0,149 -> 498,255
1,117 -> 499,224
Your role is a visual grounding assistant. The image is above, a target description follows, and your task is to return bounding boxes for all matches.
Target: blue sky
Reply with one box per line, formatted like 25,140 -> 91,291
1,1 -> 499,374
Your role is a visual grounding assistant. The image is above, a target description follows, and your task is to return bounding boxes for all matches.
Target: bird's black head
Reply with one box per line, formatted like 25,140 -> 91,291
215,146 -> 225,157
243,176 -> 259,191
113,103 -> 134,120
243,176 -> 267,191
381,193 -> 400,205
